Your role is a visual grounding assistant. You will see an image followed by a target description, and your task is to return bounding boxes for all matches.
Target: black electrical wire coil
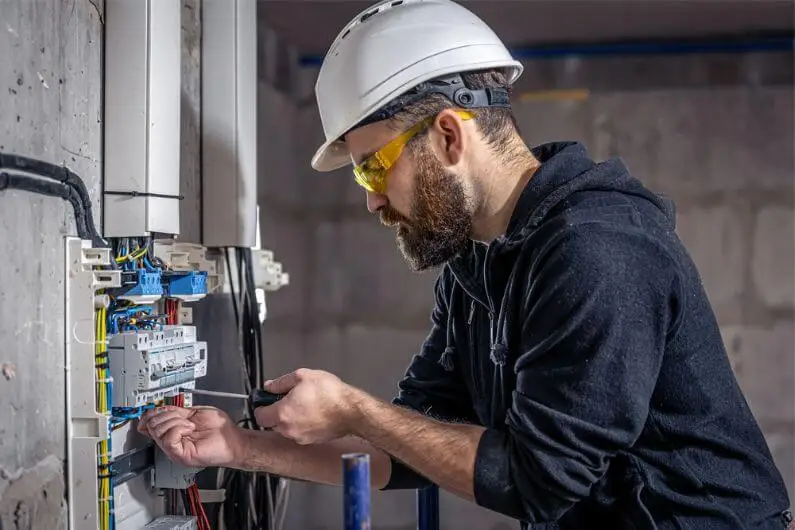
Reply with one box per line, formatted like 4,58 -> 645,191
0,151 -> 107,249
0,171 -> 91,240
217,247 -> 279,530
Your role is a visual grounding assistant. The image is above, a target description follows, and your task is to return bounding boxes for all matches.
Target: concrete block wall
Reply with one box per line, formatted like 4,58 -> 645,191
256,56 -> 794,528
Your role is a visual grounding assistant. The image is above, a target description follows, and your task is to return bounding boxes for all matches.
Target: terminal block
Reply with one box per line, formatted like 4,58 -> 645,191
108,326 -> 208,407
162,270 -> 208,302
253,249 -> 290,292
144,516 -> 198,530
116,269 -> 164,304
153,242 -> 225,294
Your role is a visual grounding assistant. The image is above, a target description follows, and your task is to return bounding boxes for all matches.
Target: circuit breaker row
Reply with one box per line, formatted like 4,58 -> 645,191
108,326 -> 208,407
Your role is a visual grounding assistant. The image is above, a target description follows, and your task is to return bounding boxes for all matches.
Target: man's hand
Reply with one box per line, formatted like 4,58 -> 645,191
138,405 -> 243,468
255,368 -> 360,445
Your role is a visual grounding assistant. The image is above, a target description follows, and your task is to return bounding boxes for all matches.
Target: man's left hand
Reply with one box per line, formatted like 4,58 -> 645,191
254,368 -> 361,445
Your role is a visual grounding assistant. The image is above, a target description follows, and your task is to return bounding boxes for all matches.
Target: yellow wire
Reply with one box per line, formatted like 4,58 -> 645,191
114,246 -> 148,264
95,307 -> 111,530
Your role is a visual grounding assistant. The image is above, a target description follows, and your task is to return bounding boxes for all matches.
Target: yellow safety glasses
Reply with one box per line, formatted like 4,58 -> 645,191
352,110 -> 475,194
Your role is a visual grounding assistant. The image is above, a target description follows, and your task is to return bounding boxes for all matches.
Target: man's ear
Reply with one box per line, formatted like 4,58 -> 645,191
431,108 -> 467,168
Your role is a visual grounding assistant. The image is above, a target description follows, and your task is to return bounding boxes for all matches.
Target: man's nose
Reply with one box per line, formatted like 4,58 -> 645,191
366,191 -> 388,213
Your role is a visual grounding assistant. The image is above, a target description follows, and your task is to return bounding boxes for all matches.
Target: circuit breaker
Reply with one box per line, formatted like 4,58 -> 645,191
108,326 -> 208,407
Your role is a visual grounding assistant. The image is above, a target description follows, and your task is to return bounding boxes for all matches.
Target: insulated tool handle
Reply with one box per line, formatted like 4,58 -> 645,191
249,389 -> 282,408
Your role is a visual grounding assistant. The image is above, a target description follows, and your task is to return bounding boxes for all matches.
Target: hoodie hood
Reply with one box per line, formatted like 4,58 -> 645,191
505,142 -> 675,242
450,141 -> 675,297
438,141 -> 677,372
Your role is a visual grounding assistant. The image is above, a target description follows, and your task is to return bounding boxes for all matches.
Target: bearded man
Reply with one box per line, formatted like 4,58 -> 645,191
140,1 -> 792,528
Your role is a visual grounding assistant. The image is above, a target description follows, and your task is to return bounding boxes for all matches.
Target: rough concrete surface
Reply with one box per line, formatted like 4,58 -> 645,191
178,0 -> 202,245
0,0 -> 102,527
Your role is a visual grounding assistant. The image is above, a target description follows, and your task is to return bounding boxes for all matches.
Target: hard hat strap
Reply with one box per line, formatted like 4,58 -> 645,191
353,72 -> 511,131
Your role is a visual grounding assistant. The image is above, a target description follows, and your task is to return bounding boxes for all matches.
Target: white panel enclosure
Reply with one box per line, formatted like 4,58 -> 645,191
104,0 -> 182,237
202,0 -> 258,247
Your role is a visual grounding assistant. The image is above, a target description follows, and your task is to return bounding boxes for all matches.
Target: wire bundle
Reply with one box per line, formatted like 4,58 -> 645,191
163,392 -> 182,517
216,248 -> 289,530
161,394 -> 212,530
184,483 -> 212,530
96,238 -> 168,529
0,152 -> 106,248
112,237 -> 165,271
164,298 -> 180,326
95,306 -> 114,530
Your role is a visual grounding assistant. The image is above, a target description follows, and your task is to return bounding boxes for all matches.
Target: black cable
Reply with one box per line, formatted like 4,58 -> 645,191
218,247 -> 277,530
0,171 -> 91,240
225,249 -> 239,325
0,152 -> 108,248
181,489 -> 191,516
146,235 -> 166,269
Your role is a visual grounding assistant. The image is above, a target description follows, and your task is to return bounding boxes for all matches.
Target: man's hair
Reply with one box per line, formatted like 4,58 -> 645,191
390,68 -> 521,158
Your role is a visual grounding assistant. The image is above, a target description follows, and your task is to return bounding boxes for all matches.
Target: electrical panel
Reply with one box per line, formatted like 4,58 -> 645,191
65,236 -> 214,530
61,0 -> 296,528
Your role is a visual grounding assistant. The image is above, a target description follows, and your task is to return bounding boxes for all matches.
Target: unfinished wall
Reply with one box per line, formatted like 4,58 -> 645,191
0,0 -> 103,527
0,0 -> 208,525
256,50 -> 794,530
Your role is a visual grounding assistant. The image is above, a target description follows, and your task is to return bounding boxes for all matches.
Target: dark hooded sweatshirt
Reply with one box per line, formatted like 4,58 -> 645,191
382,142 -> 791,529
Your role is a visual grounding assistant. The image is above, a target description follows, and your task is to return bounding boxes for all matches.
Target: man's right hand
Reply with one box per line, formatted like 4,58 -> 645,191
138,405 -> 243,468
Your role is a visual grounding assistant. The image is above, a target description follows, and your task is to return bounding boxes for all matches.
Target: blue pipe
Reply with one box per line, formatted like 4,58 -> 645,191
298,34 -> 794,67
343,453 -> 371,530
417,485 -> 440,530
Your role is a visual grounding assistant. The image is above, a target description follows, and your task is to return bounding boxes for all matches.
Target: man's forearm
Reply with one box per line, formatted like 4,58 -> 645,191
350,389 -> 485,501
230,429 -> 392,488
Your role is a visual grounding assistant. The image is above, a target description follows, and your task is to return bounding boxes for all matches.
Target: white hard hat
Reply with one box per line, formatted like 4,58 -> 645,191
311,0 -> 524,172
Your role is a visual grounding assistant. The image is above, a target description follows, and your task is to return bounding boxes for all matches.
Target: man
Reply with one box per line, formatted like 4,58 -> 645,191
140,0 -> 792,527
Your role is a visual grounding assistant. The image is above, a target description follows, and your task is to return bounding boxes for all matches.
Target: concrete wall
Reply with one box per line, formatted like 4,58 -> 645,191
256,53 -> 794,529
0,0 -> 103,527
0,0 -> 205,525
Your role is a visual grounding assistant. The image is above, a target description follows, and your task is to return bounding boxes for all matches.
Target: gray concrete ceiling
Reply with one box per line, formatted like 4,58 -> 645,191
258,0 -> 794,57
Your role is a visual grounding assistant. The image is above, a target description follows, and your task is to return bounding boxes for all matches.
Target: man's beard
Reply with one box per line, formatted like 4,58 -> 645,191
379,142 -> 472,271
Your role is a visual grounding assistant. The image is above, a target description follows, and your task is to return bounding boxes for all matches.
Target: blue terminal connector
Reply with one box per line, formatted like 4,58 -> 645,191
162,271 -> 208,300
117,269 -> 163,300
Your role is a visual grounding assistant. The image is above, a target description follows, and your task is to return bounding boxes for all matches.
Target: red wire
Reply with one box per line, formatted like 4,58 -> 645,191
164,304 -> 208,527
189,483 -> 210,530
164,298 -> 178,326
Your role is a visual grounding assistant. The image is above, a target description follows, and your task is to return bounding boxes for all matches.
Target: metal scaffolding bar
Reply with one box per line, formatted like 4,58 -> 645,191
343,453 -> 371,530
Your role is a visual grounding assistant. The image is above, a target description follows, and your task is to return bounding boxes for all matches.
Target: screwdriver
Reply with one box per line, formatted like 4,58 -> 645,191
178,387 -> 282,408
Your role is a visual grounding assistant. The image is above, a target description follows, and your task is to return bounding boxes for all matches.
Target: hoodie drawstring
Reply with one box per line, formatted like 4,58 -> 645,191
489,276 -> 513,367
439,283 -> 458,372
